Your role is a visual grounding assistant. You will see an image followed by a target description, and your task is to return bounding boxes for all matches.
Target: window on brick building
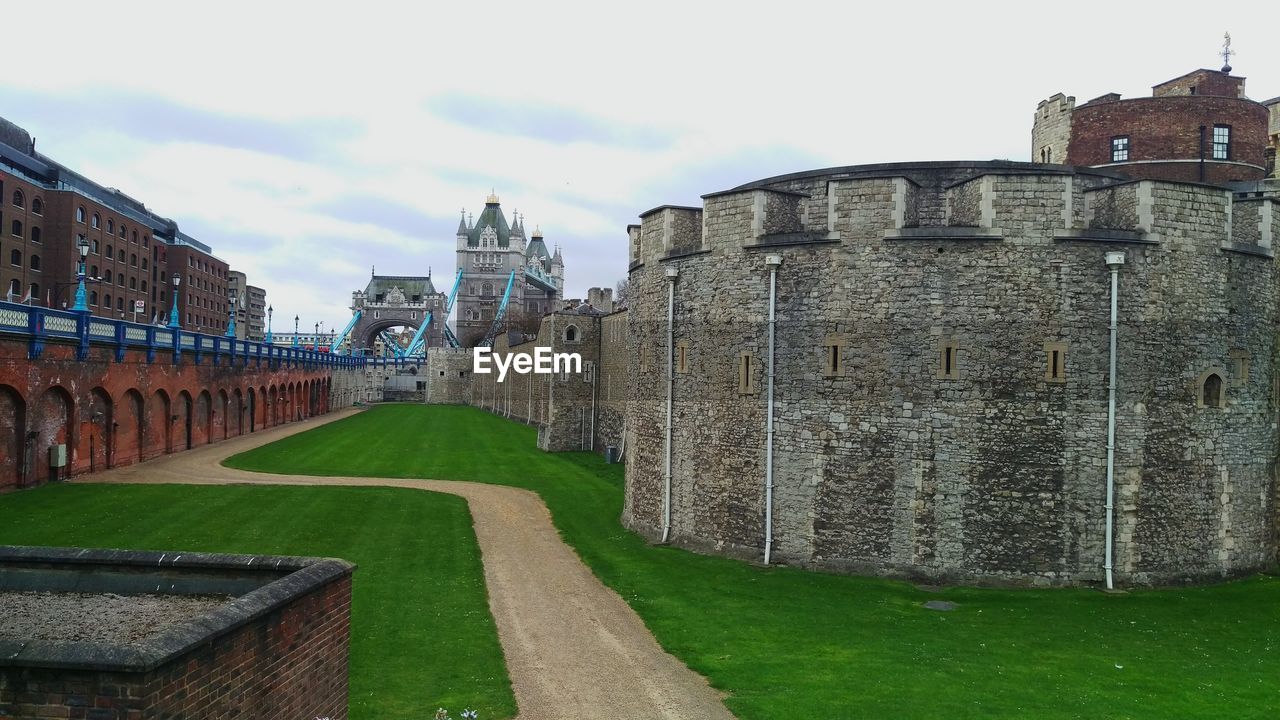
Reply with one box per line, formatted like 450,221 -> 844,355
11,189 -> 23,208
107,219 -> 114,234
1110,136 -> 1130,162
29,283 -> 38,299
10,220 -> 21,237
1212,125 -> 1231,160
90,265 -> 97,277
118,249 -> 125,262
130,253 -> 137,267
29,254 -> 39,270
103,293 -> 112,309
129,277 -> 137,290
118,224 -> 126,238
30,198 -> 41,215
91,238 -> 98,254
106,244 -> 113,258
89,291 -> 98,306
117,273 -> 124,286
76,207 -> 85,223
116,297 -> 124,312
7,279 -> 17,296
9,249 -> 19,266
30,226 -> 40,243
92,213 -> 100,229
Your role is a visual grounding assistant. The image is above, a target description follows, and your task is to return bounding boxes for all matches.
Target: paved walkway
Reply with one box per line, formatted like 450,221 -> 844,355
83,409 -> 735,720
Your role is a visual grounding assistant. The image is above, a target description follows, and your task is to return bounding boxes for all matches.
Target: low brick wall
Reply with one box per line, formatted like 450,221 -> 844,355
0,547 -> 355,720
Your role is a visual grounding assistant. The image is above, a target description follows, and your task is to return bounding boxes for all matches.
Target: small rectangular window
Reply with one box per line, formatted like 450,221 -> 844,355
676,340 -> 690,374
1110,136 -> 1130,162
1044,341 -> 1068,383
823,335 -> 846,377
938,338 -> 960,380
1212,125 -> 1231,160
1230,349 -> 1250,386
738,352 -> 756,394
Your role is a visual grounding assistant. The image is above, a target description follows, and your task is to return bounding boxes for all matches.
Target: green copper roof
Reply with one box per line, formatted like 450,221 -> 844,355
467,202 -> 511,248
364,275 -> 438,299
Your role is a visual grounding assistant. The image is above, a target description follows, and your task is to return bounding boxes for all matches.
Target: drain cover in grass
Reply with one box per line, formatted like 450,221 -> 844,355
923,600 -> 957,611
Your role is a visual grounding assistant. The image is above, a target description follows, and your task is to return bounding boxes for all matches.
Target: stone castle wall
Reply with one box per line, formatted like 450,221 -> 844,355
622,160 -> 1278,587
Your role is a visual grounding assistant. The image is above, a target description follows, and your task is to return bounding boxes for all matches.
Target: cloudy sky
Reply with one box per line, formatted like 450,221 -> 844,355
2,1 -> 1275,332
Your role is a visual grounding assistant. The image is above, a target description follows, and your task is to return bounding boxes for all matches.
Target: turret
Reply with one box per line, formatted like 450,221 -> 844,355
551,244 -> 565,294
456,209 -> 469,250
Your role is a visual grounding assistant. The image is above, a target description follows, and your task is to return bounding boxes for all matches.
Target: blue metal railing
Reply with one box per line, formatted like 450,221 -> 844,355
0,300 -> 381,370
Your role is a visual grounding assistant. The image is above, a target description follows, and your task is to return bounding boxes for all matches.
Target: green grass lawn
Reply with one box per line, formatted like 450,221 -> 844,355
224,404 -> 1280,720
0,482 -> 514,720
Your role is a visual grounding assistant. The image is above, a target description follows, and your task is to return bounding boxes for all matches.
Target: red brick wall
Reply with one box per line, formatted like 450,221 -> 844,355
1152,69 -> 1244,98
0,576 -> 352,720
1067,96 -> 1269,183
0,338 -> 337,490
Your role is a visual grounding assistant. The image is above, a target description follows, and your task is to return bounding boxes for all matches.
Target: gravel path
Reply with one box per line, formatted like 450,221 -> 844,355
81,410 -> 735,720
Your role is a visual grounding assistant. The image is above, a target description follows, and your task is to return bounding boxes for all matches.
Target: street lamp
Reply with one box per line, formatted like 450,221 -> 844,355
265,304 -> 274,344
226,291 -> 237,338
314,322 -> 319,349
293,314 -> 299,348
168,275 -> 181,329
72,237 -> 91,312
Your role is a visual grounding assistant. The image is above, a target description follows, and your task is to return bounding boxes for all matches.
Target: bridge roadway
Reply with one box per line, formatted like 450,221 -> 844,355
84,409 -> 736,720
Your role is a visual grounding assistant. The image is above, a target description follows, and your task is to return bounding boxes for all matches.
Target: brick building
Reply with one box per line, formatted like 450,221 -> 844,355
1033,66 -> 1271,184
0,115 -> 244,329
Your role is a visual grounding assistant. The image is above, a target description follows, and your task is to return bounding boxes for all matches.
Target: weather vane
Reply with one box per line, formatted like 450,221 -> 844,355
1220,32 -> 1234,72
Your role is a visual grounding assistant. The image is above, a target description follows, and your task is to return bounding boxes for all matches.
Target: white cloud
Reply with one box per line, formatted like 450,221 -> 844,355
2,0 -> 1275,329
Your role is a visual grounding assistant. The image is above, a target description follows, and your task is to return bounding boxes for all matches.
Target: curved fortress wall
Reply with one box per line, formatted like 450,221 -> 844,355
623,161 -> 1278,586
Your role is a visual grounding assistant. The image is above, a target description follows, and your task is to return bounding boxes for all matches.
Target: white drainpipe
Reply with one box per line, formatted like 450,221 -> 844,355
1103,251 -> 1125,590
662,266 -> 679,543
764,254 -> 782,565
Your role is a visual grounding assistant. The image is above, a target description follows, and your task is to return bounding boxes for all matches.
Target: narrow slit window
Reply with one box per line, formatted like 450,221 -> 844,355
1230,349 -> 1250,386
823,335 -> 846,377
739,352 -> 756,394
676,340 -> 689,374
938,339 -> 960,380
1044,342 -> 1068,383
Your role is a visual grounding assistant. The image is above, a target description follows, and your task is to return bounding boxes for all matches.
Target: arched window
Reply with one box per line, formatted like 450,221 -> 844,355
118,249 -> 125,262
107,219 -> 114,234
129,277 -> 137,290
28,283 -> 38,300
91,213 -> 100,229
29,254 -> 40,270
130,253 -> 137,267
117,273 -> 124,286
106,244 -> 113,258
30,226 -> 40,243
118,224 -> 126,238
1202,373 -> 1224,408
11,189 -> 23,208
89,291 -> 98,306
142,235 -> 149,247
9,249 -> 20,266
132,230 -> 138,243
482,281 -> 493,297
116,297 -> 124,312
7,279 -> 18,296
30,197 -> 42,215
91,239 -> 99,254
142,258 -> 148,270
10,220 -> 21,237
103,294 -> 112,309
76,207 -> 85,223
565,325 -> 579,342
141,280 -> 147,292
90,264 -> 98,278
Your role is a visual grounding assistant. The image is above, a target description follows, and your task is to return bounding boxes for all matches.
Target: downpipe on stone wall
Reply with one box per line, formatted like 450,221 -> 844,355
1104,250 -> 1125,591
764,254 -> 782,565
662,265 -> 679,544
